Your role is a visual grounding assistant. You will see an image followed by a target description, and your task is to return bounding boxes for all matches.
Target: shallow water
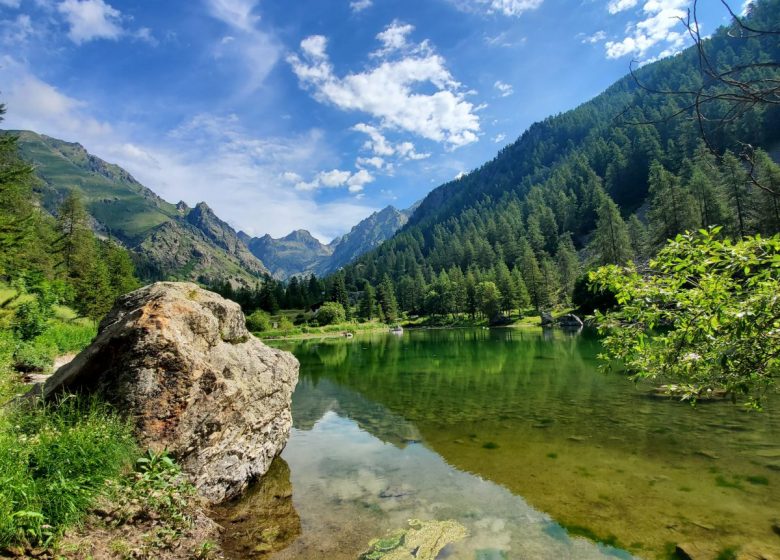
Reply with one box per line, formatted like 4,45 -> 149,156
234,328 -> 780,559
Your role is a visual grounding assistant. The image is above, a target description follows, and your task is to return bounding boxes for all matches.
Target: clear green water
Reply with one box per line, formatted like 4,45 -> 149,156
234,328 -> 780,559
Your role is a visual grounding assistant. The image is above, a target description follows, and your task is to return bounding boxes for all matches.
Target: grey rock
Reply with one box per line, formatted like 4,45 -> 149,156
34,282 -> 299,504
557,313 -> 584,328
540,312 -> 554,327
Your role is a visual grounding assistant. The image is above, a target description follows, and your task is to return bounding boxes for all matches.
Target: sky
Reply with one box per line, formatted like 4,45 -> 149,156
0,0 -> 732,242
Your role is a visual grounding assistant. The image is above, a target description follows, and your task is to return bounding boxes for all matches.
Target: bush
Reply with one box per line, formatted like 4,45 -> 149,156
12,301 -> 52,342
12,340 -> 56,373
572,274 -> 617,315
316,302 -> 346,326
245,309 -> 272,332
36,321 -> 96,354
0,395 -> 137,547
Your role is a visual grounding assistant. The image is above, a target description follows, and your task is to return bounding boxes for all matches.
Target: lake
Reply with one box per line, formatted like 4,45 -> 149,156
220,328 -> 780,559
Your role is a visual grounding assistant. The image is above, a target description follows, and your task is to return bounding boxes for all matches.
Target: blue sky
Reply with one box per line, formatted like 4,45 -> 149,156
0,0 -> 729,241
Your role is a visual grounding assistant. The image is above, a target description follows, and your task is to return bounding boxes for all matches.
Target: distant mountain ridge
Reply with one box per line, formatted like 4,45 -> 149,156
241,203 -> 416,279
13,130 -> 268,287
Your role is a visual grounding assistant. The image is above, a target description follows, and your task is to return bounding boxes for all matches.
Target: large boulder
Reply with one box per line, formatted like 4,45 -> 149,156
35,282 -> 299,504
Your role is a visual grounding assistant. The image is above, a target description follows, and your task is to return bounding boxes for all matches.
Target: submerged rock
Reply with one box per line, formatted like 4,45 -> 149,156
359,519 -> 468,560
33,282 -> 299,504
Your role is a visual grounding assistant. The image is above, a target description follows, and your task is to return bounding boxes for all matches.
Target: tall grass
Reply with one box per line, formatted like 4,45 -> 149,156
0,396 -> 137,547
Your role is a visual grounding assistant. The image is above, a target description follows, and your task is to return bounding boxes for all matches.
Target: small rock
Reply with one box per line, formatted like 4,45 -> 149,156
772,521 -> 780,537
675,542 -> 720,560
694,450 -> 720,460
540,312 -> 554,327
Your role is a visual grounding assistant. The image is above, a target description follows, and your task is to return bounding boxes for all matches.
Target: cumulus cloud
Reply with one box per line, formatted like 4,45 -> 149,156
494,80 -> 513,97
604,0 -> 690,60
352,123 -> 430,160
372,20 -> 415,57
607,0 -> 638,14
581,30 -> 606,44
492,133 -> 506,143
350,0 -> 372,12
452,0 -> 543,17
290,167 -> 375,193
57,0 -> 123,44
288,28 -> 480,148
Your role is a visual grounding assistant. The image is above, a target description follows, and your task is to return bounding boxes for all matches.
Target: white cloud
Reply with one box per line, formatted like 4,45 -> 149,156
452,0 -> 543,17
581,30 -> 606,44
205,0 -> 279,94
492,133 -> 506,143
607,0 -> 638,14
301,34 -> 328,59
206,0 -> 259,32
356,156 -> 386,169
0,0 -> 22,8
372,20 -> 415,57
494,80 -> 513,97
604,0 -> 690,60
288,32 -> 480,148
454,171 -> 467,180
0,59 -> 376,241
352,123 -> 430,160
350,0 -> 372,12
292,167 -> 375,194
57,0 -> 123,44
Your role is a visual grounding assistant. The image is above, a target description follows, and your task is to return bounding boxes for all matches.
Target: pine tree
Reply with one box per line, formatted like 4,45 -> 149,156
556,235 -> 579,303
329,271 -> 351,320
377,275 -> 399,323
627,214 -> 649,261
591,194 -> 633,265
721,151 -> 752,238
647,161 -> 697,246
358,281 -> 376,321
518,239 -> 547,312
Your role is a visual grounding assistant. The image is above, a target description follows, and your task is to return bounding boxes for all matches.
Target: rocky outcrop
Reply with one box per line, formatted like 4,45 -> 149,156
36,282 -> 299,504
540,312 -> 554,327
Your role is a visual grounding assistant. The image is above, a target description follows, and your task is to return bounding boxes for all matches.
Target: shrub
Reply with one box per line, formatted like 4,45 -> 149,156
12,301 -> 52,342
13,340 -> 56,373
316,302 -> 346,326
245,309 -> 272,332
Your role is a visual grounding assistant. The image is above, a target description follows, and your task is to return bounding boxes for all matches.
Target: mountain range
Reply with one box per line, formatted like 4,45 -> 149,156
240,203 -> 416,279
12,131 -> 412,285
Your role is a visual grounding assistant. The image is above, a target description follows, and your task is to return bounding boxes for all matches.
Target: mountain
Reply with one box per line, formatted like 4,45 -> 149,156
13,131 -> 268,287
244,229 -> 333,279
242,204 -> 416,279
319,204 -> 415,276
338,0 -> 780,312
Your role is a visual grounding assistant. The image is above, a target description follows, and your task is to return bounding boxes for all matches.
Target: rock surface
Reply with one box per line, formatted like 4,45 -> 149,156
36,282 -> 299,504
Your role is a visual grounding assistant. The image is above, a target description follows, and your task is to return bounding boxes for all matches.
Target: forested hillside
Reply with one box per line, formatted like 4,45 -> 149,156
336,0 -> 780,319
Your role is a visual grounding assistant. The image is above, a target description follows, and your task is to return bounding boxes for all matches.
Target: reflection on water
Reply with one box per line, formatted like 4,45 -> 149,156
215,458 -> 301,558
259,328 -> 780,558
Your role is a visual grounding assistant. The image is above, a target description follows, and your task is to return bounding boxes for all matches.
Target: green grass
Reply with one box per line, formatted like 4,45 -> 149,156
745,475 -> 769,485
0,396 -> 137,547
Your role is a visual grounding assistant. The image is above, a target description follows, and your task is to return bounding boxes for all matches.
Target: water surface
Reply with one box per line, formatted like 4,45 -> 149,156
239,328 -> 780,559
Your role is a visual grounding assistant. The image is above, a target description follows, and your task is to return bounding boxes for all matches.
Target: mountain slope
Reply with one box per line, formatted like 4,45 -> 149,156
318,204 -> 414,276
242,203 -> 417,279
244,229 -> 333,279
13,131 -> 269,286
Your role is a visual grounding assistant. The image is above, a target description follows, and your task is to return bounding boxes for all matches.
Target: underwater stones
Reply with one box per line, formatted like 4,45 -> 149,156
34,282 -> 299,504
359,519 -> 468,560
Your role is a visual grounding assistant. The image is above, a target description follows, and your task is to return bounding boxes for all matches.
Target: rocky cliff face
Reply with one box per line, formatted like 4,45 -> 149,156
37,282 -> 299,504
245,229 -> 333,279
